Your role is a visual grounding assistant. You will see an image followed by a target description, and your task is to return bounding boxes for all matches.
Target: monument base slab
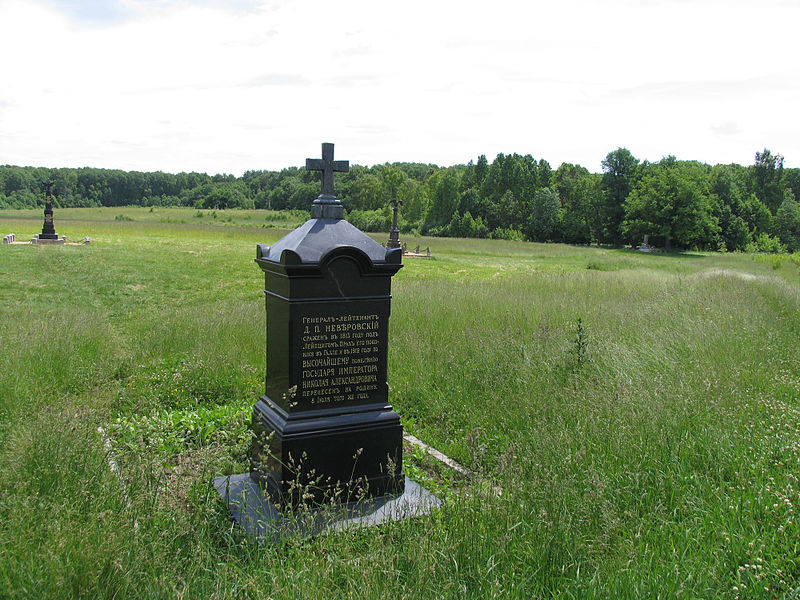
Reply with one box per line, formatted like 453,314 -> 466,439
213,473 -> 440,542
31,238 -> 65,245
250,397 -> 405,504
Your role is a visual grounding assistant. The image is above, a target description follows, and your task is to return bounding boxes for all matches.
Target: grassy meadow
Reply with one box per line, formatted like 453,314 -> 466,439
0,206 -> 309,238
1,208 -> 800,599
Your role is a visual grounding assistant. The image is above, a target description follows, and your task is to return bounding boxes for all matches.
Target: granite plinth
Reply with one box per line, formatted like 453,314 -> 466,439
213,473 -> 440,542
31,237 -> 65,245
251,397 -> 405,503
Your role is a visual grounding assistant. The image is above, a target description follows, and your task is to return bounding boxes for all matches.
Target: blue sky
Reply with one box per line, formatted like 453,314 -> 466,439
1,0 -> 799,175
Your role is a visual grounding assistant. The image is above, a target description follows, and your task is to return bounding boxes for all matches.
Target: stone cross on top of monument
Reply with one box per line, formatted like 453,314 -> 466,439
306,142 -> 349,219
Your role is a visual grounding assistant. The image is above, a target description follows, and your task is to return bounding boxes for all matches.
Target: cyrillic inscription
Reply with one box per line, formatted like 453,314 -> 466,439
299,313 -> 381,405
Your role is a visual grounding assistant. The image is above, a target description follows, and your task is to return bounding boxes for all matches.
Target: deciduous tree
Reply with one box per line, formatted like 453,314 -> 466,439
752,148 -> 785,214
600,148 -> 639,245
622,158 -> 718,250
775,189 -> 800,252
527,187 -> 561,242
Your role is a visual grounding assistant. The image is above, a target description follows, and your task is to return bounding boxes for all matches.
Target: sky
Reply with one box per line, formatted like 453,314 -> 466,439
1,0 -> 799,175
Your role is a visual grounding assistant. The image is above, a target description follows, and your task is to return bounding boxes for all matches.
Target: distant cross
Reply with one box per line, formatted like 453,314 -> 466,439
306,143 -> 349,198
387,197 -> 403,249
390,198 -> 403,229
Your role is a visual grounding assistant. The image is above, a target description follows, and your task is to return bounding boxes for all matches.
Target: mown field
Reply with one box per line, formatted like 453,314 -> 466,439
1,208 -> 800,599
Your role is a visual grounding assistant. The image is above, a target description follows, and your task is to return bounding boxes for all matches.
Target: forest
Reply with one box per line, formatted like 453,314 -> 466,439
2,148 -> 799,252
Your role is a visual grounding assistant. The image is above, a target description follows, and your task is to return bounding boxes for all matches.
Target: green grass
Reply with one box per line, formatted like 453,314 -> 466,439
1,208 -> 800,598
0,206 -> 309,241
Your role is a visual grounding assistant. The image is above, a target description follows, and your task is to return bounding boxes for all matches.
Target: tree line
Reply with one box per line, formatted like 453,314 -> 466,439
2,147 -> 799,252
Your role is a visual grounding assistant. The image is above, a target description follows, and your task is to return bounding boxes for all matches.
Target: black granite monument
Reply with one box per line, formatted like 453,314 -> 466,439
34,183 -> 64,244
250,143 -> 405,504
41,183 -> 59,240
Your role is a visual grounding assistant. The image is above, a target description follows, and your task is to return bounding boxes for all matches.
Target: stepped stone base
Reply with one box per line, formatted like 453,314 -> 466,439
213,473 -> 440,542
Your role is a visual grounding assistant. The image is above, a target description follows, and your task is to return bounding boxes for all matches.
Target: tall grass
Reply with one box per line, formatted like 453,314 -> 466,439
1,209 -> 799,598
0,206 -> 309,231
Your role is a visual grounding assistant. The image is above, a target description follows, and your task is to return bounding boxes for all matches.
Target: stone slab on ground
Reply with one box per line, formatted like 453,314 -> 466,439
213,473 -> 440,542
31,238 -> 66,245
4,240 -> 87,246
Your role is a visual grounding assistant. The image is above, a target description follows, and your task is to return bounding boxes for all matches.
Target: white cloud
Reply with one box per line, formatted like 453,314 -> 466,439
1,0 -> 799,174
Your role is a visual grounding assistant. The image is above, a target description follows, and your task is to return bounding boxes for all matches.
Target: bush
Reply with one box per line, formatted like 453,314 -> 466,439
345,208 -> 392,232
745,232 -> 786,254
491,227 -> 525,241
446,211 -> 489,238
188,183 -> 254,210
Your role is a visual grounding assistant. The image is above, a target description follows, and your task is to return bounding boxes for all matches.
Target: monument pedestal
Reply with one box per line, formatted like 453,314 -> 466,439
213,474 -> 440,542
252,398 -> 404,502
31,237 -> 65,245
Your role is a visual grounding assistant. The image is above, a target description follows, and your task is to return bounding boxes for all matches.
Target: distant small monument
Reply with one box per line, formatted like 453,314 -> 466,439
638,234 -> 652,253
387,197 -> 402,249
32,183 -> 64,245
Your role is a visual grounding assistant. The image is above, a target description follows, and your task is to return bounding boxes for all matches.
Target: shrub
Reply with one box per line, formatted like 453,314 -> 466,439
745,232 -> 786,254
491,227 -> 525,241
345,208 -> 392,232
446,211 -> 489,238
